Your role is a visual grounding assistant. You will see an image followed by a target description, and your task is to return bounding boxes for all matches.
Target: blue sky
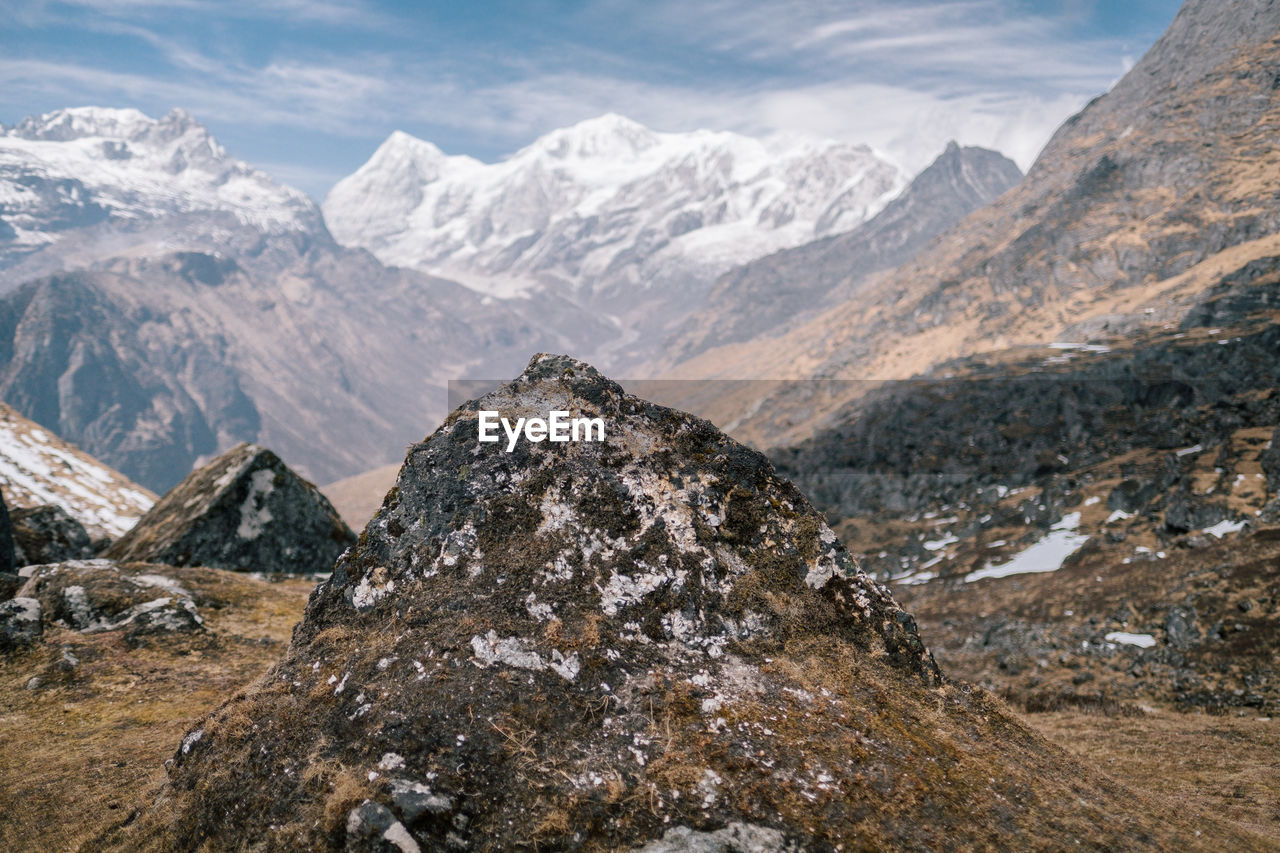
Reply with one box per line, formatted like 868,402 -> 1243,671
0,0 -> 1183,199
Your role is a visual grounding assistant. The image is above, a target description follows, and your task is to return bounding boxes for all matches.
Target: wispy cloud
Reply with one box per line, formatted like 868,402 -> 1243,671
0,0 -> 1177,197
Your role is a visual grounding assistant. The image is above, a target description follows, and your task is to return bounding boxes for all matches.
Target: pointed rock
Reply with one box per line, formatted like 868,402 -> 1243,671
104,443 -> 355,573
132,356 -> 1180,850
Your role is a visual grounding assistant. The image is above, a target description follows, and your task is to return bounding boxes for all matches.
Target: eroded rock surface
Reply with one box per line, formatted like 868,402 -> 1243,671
17,559 -> 204,641
134,355 -> 1181,851
104,443 -> 355,573
0,596 -> 41,652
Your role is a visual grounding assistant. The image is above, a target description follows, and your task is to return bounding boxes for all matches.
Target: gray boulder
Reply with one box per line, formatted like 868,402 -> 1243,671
0,597 -> 42,652
104,443 -> 355,573
17,559 -> 204,641
10,504 -> 95,566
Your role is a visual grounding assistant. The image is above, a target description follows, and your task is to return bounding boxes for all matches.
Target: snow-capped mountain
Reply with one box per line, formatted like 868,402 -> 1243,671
0,106 -> 323,276
324,114 -> 906,365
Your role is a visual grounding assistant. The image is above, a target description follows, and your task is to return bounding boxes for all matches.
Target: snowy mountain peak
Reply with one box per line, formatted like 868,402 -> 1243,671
368,130 -> 481,182
525,112 -> 660,161
324,115 -> 907,365
0,106 -> 324,268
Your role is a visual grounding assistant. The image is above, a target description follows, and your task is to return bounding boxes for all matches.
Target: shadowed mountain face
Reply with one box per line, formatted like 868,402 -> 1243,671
113,355 -> 1200,851
772,258 -> 1280,714
662,143 -> 1023,365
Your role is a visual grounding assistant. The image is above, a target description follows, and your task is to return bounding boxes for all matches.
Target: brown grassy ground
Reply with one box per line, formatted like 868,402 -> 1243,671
1026,709 -> 1280,847
0,570 -> 315,852
2,567 -> 1277,850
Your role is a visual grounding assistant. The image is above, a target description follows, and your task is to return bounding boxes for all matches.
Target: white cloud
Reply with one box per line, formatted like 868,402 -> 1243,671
0,0 -> 1169,188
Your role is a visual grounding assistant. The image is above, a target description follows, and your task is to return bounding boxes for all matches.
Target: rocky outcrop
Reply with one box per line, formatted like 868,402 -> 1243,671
0,488 -> 15,580
10,505 -> 95,566
104,443 -> 355,573
16,559 -> 203,642
125,355 -> 1181,851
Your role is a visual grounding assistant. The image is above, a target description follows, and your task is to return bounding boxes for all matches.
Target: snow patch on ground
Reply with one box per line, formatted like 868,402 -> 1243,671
1204,518 -> 1246,538
965,513 -> 1089,583
1105,632 -> 1157,648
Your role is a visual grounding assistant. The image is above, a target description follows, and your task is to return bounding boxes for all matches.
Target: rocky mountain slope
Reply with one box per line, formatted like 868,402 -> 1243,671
664,0 -> 1280,447
663,142 -> 1022,366
0,108 -> 611,492
772,261 -> 1280,713
324,115 -> 907,368
0,400 -> 154,540
107,355 -> 1209,851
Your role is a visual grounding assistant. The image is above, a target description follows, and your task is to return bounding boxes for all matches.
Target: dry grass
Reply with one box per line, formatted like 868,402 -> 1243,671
1029,708 -> 1280,846
0,570 -> 316,852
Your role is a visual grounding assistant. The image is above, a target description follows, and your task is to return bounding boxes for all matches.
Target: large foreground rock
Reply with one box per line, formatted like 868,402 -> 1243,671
104,444 -> 355,573
125,356 -> 1179,850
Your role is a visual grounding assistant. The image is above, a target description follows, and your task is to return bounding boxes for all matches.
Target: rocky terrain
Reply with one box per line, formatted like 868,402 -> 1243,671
90,354 -> 1226,851
324,116 -> 907,369
768,260 -> 1280,715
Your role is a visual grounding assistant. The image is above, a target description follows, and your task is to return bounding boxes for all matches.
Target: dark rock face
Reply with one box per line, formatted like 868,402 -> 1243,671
16,559 -> 203,641
104,443 -> 355,573
139,355 -> 1173,851
0,270 -> 259,492
10,504 -> 95,566
778,317 -> 1280,581
0,488 -> 16,578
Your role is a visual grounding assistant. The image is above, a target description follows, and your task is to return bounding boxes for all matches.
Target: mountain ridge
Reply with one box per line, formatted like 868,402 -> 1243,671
323,113 -> 910,368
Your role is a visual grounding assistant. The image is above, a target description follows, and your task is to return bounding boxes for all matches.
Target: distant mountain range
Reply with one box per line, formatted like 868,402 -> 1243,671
0,106 -> 1001,491
661,141 -> 1023,368
323,114 -> 908,367
0,108 -> 607,491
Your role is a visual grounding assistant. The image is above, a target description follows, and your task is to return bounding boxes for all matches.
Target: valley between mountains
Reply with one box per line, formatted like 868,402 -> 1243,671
2,0 -> 1280,849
